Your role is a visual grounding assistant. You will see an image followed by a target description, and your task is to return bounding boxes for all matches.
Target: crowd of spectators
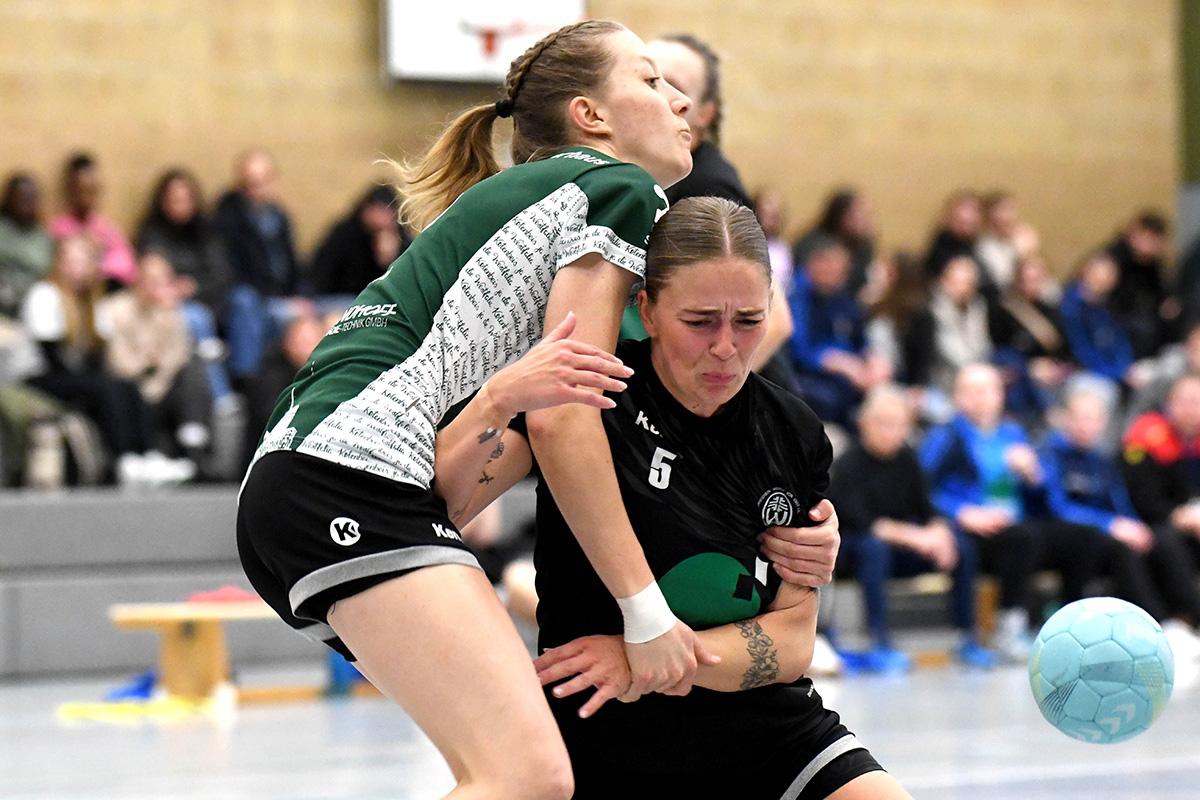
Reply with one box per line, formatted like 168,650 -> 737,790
760,186 -> 1200,671
4,142 -> 1200,672
0,150 -> 409,487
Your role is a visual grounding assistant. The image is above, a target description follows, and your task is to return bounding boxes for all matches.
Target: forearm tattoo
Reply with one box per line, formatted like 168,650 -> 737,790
476,431 -> 505,485
736,619 -> 779,690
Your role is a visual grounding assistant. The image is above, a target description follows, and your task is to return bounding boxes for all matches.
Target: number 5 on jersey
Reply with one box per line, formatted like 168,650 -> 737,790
649,447 -> 677,489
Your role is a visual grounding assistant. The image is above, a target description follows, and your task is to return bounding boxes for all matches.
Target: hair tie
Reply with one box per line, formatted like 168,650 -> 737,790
494,98 -> 514,119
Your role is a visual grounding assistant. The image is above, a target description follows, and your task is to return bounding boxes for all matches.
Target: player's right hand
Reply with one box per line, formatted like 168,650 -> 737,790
622,620 -> 719,699
485,311 -> 633,418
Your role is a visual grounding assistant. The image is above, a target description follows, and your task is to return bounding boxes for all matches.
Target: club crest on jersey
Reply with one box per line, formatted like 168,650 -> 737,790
758,488 -> 797,528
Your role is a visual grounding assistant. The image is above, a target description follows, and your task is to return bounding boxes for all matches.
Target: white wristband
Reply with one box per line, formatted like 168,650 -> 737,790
616,582 -> 677,644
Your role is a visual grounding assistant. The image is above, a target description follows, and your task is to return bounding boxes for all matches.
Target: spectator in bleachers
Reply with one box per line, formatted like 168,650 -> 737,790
749,188 -> 797,383
0,173 -> 53,319
920,363 -> 1134,662
1060,250 -> 1137,388
906,255 -> 992,397
136,168 -> 236,412
792,188 -> 878,300
787,234 -> 892,428
1122,372 -> 1200,566
136,168 -> 232,328
1124,317 -> 1200,428
241,310 -> 329,471
976,191 -> 1040,295
919,363 -> 1038,664
923,190 -> 988,291
20,234 -> 152,482
829,384 -> 980,671
1041,379 -> 1200,651
754,187 -> 794,293
1106,210 -> 1177,359
100,251 -> 211,477
212,150 -> 307,384
865,251 -> 929,383
309,184 -> 410,299
48,152 -> 137,287
989,254 -> 1073,426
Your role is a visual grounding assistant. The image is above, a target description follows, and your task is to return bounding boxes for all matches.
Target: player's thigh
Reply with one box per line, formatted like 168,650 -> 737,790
327,563 -> 569,780
824,770 -> 913,800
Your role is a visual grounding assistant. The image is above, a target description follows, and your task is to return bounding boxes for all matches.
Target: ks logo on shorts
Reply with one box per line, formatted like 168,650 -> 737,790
329,516 -> 362,546
757,488 -> 797,528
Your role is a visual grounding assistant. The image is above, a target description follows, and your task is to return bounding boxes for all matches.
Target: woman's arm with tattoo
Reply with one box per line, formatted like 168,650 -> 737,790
433,312 -> 631,526
535,582 -> 818,716
691,582 -> 817,692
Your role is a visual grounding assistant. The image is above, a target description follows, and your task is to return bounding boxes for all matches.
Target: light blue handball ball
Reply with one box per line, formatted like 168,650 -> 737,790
1029,597 -> 1174,744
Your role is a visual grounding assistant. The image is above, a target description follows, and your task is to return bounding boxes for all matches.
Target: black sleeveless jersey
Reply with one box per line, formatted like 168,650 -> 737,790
530,338 -> 839,786
534,337 -> 832,648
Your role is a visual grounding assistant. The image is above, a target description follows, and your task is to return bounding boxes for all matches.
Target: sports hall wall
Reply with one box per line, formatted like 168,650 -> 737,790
0,0 -> 1178,270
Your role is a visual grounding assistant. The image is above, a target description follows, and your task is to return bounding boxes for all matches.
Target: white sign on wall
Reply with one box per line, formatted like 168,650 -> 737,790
383,1 -> 586,83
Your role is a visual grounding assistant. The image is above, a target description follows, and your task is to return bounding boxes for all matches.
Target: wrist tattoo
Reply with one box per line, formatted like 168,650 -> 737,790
489,440 -> 505,461
477,427 -> 500,444
736,619 -> 779,690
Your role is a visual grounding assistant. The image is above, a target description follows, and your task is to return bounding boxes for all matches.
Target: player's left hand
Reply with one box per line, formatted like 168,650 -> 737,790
758,499 -> 840,587
534,634 -> 631,719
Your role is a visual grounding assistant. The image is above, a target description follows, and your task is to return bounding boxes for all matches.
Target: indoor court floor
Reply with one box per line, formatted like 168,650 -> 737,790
2,658 -> 1197,799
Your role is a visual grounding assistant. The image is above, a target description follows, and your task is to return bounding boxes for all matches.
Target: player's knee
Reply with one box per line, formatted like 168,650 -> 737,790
535,758 -> 574,800
499,748 -> 573,800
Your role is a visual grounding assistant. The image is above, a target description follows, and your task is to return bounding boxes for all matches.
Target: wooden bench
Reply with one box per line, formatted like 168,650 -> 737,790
109,600 -> 383,703
109,600 -> 280,699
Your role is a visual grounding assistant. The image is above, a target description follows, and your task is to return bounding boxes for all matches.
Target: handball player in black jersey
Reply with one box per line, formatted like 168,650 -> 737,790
511,198 -> 912,799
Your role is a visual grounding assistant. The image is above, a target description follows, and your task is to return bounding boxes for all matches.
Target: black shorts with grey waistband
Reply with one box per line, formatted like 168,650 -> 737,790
237,449 -> 481,660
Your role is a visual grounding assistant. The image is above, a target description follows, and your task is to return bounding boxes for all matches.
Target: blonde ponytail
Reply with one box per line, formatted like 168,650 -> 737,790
396,104 -> 502,232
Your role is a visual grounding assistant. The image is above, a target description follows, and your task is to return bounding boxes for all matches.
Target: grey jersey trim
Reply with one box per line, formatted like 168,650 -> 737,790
289,546 -> 483,616
295,621 -> 337,644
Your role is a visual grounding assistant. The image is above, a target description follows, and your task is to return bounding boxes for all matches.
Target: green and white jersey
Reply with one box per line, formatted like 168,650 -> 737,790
252,148 -> 668,488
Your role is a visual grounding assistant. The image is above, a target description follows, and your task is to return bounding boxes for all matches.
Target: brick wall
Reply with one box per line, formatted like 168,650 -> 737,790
0,0 -> 1178,269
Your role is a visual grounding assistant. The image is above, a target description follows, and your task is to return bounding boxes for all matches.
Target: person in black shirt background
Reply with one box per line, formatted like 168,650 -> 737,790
308,184 -> 411,298
646,34 -> 751,208
829,384 -> 976,673
1104,210 -> 1178,359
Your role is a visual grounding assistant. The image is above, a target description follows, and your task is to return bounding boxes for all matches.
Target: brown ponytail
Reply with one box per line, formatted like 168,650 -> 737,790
397,19 -> 626,232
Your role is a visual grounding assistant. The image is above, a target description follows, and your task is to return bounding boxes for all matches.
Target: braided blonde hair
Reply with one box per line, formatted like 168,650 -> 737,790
398,20 -> 626,232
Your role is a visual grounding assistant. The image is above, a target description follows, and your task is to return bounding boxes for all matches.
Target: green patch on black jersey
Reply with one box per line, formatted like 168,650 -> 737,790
658,552 -> 764,629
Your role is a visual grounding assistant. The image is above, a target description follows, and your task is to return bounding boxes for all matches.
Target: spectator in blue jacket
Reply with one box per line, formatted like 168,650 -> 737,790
1060,251 -> 1136,386
919,363 -> 1040,663
787,234 -> 891,427
1042,379 -> 1200,634
920,363 -> 1132,662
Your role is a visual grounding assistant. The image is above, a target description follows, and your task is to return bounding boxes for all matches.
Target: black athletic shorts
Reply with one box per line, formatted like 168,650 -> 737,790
237,450 -> 482,659
554,679 -> 884,800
